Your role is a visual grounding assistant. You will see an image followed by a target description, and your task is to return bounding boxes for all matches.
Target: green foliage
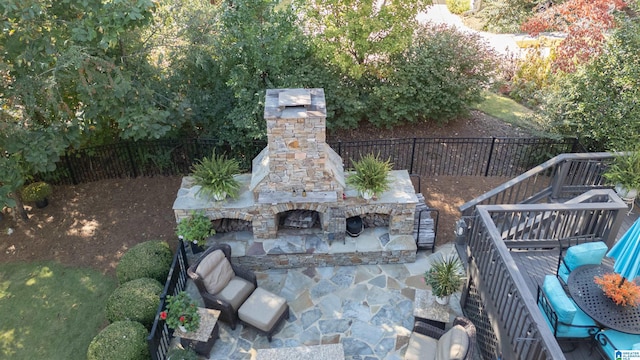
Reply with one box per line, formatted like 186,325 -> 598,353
175,211 -> 214,244
446,0 -> 471,14
87,320 -> 150,360
116,240 -> 173,284
369,24 -> 497,127
478,0 -> 537,33
190,150 -> 242,200
167,347 -> 199,360
603,150 -> 640,191
20,181 -> 52,202
0,262 -> 117,359
424,256 -> 465,297
539,11 -> 640,151
509,49 -> 555,107
346,153 -> 393,195
161,291 -> 200,332
106,278 -> 163,328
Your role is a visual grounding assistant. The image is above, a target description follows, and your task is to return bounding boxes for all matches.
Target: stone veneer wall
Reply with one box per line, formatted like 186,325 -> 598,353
234,249 -> 417,271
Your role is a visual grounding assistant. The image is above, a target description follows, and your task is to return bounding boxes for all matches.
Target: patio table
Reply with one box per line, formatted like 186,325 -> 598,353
567,264 -> 640,334
175,308 -> 220,355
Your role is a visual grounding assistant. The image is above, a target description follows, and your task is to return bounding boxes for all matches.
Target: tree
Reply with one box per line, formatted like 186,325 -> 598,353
521,0 -> 629,72
538,5 -> 640,151
0,0 -> 166,215
479,0 -> 538,33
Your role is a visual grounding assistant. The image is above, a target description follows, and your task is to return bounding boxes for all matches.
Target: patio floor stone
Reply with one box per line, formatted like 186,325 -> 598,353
185,243 -> 464,359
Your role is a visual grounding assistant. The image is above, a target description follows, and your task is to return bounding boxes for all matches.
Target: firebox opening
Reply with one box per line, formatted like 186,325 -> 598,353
211,218 -> 253,234
278,210 -> 321,230
362,213 -> 391,228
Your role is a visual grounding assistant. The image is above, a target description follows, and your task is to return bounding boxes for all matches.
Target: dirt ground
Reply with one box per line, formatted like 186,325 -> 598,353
0,111 -> 526,275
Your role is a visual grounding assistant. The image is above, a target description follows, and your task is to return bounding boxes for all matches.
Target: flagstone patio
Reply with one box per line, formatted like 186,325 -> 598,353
184,244 -> 464,359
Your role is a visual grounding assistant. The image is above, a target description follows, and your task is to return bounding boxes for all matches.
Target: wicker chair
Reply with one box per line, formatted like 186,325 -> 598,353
187,244 -> 257,330
404,316 -> 476,360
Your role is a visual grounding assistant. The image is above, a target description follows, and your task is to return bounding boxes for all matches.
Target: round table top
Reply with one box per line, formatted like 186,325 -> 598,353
567,264 -> 640,334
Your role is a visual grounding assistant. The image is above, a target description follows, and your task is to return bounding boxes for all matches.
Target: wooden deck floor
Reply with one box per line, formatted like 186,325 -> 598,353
510,210 -> 639,360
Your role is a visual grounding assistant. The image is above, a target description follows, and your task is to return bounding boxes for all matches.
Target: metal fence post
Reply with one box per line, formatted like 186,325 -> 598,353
63,154 -> 78,185
484,137 -> 497,177
125,142 -> 138,178
410,138 -> 417,174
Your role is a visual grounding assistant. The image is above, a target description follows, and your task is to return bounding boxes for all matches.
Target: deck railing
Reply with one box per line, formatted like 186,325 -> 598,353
147,240 -> 189,360
459,153 -> 616,217
462,190 -> 628,359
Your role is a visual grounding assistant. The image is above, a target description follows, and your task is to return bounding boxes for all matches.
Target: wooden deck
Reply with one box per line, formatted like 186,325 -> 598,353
510,209 -> 639,360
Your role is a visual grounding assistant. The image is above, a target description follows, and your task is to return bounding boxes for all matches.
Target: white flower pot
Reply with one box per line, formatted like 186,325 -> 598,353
435,295 -> 450,305
213,191 -> 227,201
361,189 -> 374,200
178,325 -> 188,333
615,184 -> 638,199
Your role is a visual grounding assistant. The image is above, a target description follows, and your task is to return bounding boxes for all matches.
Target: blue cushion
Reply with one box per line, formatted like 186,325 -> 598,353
564,241 -> 608,271
597,330 -> 640,359
556,302 -> 596,338
542,275 -> 576,324
559,241 -> 608,283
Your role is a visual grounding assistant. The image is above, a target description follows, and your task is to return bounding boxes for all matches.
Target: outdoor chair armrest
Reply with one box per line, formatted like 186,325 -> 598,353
231,263 -> 258,288
413,319 -> 447,340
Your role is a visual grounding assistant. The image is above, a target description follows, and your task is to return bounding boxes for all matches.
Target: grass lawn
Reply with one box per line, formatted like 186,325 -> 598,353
473,91 -> 550,135
0,262 -> 117,360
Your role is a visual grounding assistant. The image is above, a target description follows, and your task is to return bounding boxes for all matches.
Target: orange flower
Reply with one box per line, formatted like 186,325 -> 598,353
594,273 -> 640,307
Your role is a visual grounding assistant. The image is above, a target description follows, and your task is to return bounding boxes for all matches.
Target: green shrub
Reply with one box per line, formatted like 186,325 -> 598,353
20,181 -> 52,202
87,320 -> 150,360
106,278 -> 163,328
446,0 -> 470,14
167,347 -> 198,360
369,24 -> 497,127
116,240 -> 173,284
509,49 -> 555,107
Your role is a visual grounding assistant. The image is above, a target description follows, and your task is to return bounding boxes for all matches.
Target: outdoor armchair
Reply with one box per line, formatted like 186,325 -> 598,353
537,275 -> 599,349
187,243 -> 257,330
557,241 -> 608,285
404,316 -> 476,360
595,329 -> 640,360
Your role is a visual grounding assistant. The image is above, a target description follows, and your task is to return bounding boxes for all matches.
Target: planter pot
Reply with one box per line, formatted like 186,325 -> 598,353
191,242 -> 205,254
360,189 -> 374,200
35,198 -> 49,209
178,325 -> 188,333
435,295 -> 450,305
212,192 -> 227,201
615,184 -> 638,199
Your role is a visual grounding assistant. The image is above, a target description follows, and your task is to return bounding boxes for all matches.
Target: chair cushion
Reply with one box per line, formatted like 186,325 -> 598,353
404,331 -> 438,360
436,325 -> 469,360
217,276 -> 255,311
196,250 -> 234,294
542,275 -> 576,324
238,287 -> 287,332
596,330 -> 640,359
564,241 -> 608,272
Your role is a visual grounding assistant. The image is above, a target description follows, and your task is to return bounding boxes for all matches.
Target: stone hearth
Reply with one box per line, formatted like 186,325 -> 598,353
173,88 -> 419,268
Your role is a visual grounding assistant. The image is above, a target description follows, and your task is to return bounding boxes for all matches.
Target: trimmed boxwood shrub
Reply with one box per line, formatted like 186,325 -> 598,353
116,240 -> 173,284
106,278 -> 163,328
87,320 -> 150,360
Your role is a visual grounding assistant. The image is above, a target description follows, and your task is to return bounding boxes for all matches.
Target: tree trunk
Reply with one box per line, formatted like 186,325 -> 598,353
11,193 -> 28,221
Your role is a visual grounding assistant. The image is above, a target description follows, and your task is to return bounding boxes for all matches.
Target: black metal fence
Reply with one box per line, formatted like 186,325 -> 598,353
39,137 -> 580,185
148,240 -> 189,360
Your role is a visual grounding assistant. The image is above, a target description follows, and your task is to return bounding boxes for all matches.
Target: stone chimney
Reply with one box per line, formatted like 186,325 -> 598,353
249,88 -> 345,203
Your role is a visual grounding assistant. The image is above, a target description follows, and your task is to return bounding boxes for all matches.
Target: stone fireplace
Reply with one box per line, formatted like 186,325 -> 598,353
173,88 -> 420,268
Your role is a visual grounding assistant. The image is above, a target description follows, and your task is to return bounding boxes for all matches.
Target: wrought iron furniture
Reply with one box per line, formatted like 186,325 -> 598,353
537,275 -> 599,348
568,264 -> 640,334
557,241 -> 608,285
187,244 -> 257,330
404,316 -> 476,360
595,329 -> 640,360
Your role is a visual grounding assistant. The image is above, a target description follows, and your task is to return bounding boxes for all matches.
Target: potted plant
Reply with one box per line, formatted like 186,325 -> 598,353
176,211 -> 214,254
424,255 -> 465,305
160,291 -> 201,333
346,153 -> 393,200
190,150 -> 242,201
594,272 -> 640,307
20,181 -> 52,208
603,150 -> 640,199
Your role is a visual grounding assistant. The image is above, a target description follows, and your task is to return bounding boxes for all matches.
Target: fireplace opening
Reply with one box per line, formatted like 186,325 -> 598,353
278,210 -> 321,230
211,218 -> 253,234
362,213 -> 390,228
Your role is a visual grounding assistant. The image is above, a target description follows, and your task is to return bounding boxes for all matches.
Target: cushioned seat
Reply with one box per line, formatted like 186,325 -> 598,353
557,241 -> 608,284
187,244 -> 258,330
537,275 -> 598,343
595,329 -> 640,360
238,287 -> 289,341
404,317 -> 475,360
